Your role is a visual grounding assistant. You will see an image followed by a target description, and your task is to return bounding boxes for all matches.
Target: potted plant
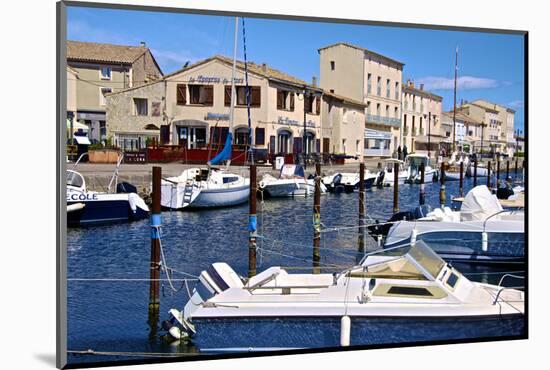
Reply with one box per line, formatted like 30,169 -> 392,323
88,136 -> 120,163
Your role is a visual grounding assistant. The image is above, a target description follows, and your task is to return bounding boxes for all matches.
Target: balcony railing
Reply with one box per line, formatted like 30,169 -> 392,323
364,147 -> 391,157
366,114 -> 401,127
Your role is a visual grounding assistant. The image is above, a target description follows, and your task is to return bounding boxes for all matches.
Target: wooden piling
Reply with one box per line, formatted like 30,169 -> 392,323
496,160 -> 500,183
506,160 -> 510,179
487,161 -> 491,190
393,162 -> 399,214
358,162 -> 365,255
248,165 -> 257,278
459,161 -> 464,197
419,162 -> 425,205
313,162 -> 321,273
515,158 -> 518,175
149,166 -> 161,312
439,162 -> 446,208
473,159 -> 478,187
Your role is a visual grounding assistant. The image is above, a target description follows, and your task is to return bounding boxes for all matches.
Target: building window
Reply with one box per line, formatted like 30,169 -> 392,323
100,66 -> 111,80
189,85 -> 214,106
366,101 -> 371,115
277,130 -> 291,154
305,94 -> 318,114
330,61 -> 335,70
386,79 -> 390,98
386,105 -> 390,117
394,107 -> 399,119
226,86 -> 261,107
134,98 -> 148,116
377,76 -> 381,96
235,127 -> 249,146
255,127 -> 265,146
404,94 -> 408,110
99,87 -> 112,106
176,84 -> 187,105
376,103 -> 380,116
276,89 -> 295,111
367,73 -> 372,94
395,82 -> 399,100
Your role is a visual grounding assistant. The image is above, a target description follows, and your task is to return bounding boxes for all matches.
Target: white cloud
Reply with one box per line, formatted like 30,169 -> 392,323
416,76 -> 500,90
507,100 -> 524,109
149,49 -> 198,69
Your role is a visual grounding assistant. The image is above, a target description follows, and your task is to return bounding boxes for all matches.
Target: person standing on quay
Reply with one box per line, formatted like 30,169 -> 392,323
403,145 -> 408,160
397,145 -> 402,161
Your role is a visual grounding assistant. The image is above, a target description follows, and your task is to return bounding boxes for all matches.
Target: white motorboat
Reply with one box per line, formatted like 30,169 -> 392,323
377,159 -> 409,186
67,169 -> 149,226
444,153 -> 469,181
405,154 -> 438,183
161,168 -> 249,209
164,240 -> 524,350
259,164 -> 326,197
322,170 -> 378,193
466,163 -> 489,177
381,185 -> 524,263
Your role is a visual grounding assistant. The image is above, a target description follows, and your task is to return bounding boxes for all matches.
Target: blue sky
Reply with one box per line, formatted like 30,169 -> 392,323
68,6 -> 525,131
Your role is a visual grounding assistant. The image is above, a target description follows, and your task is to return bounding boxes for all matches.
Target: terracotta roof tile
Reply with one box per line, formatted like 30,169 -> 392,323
67,40 -> 148,64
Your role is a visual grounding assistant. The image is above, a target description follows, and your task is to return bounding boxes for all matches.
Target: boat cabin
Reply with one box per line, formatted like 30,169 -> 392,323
67,170 -> 86,192
279,164 -> 306,179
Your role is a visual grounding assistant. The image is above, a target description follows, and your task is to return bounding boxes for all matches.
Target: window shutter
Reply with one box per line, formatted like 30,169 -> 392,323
290,92 -> 295,111
176,84 -> 186,105
255,127 -> 265,145
224,86 -> 231,107
315,96 -> 321,115
203,85 -> 214,106
277,90 -> 284,109
251,86 -> 261,107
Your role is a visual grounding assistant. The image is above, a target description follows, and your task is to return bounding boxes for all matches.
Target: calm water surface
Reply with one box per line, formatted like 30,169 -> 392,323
67,175 -> 525,365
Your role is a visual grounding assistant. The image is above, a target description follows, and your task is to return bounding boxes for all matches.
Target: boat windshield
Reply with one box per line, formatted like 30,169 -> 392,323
67,170 -> 84,188
360,241 -> 446,280
407,156 -> 429,170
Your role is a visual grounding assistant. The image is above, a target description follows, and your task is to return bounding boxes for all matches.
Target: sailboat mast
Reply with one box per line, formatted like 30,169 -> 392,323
452,45 -> 458,153
226,17 -> 239,168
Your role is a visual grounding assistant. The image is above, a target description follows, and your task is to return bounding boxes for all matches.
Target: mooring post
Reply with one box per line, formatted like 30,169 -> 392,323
358,162 -> 365,256
248,164 -> 257,278
419,162 -> 425,206
487,161 -> 492,189
459,161 -> 464,197
496,160 -> 501,184
393,162 -> 399,214
149,166 -> 161,312
473,159 -> 478,187
439,162 -> 446,208
515,157 -> 518,176
506,160 -> 510,179
313,162 -> 321,274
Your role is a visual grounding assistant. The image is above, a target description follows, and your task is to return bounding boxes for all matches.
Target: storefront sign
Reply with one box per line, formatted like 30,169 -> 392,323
278,116 -> 316,128
189,75 -> 244,84
205,113 -> 230,121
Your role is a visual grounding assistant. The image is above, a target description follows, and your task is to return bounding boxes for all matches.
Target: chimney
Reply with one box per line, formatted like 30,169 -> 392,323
261,63 -> 267,73
420,83 -> 424,90
312,76 -> 317,87
140,41 -> 146,47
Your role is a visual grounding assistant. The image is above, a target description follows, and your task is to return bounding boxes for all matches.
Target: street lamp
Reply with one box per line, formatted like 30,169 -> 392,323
480,121 -> 486,158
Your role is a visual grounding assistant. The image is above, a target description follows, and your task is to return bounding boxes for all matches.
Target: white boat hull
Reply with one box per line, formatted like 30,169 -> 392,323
189,185 -> 250,208
467,166 -> 489,177
261,180 -> 324,197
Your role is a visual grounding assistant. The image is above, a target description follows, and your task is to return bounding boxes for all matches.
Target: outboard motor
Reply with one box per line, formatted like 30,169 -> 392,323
375,171 -> 385,187
117,182 -> 138,194
332,173 -> 345,193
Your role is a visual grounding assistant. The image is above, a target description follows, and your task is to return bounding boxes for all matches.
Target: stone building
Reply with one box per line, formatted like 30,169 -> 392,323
106,55 -> 364,162
319,42 -> 404,158
67,40 -> 163,142
401,80 -> 443,156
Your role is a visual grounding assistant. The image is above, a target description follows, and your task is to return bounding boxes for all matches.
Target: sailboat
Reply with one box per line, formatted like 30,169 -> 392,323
160,18 -> 250,210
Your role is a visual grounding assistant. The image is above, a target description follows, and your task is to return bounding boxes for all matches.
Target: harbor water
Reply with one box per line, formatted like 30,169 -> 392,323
67,175 -> 525,365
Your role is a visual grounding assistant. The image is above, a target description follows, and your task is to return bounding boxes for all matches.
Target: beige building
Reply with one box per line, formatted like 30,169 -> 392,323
66,66 -> 78,129
467,100 -> 516,156
67,40 -> 163,142
441,111 -> 481,153
458,102 -> 508,153
401,81 -> 443,156
107,55 -> 364,161
319,42 -> 404,158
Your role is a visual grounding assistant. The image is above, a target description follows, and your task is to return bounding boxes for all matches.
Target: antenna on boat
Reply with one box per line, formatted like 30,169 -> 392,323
452,45 -> 458,154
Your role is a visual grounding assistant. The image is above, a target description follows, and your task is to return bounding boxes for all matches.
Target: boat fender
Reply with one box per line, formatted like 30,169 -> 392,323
259,180 -> 266,189
482,231 -> 488,252
410,227 -> 418,245
168,326 -> 182,340
340,316 -> 351,347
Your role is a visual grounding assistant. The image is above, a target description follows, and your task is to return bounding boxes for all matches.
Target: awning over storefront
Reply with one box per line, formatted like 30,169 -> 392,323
66,119 -> 89,132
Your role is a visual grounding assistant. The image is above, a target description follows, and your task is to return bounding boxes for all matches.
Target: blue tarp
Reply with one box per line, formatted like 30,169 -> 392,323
208,132 -> 233,165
